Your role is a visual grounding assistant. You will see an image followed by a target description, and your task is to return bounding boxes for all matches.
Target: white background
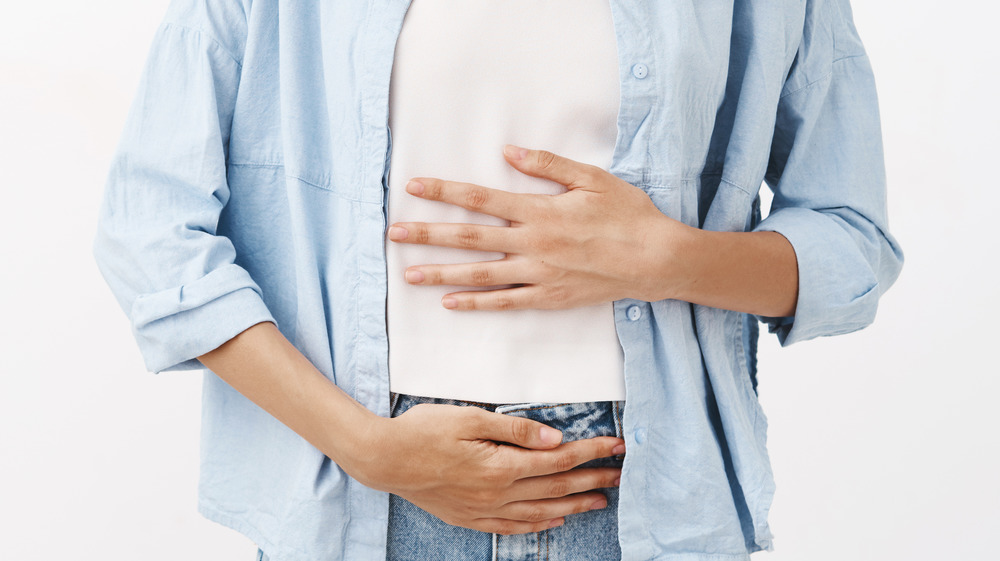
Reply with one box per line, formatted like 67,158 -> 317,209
1,1 -> 997,559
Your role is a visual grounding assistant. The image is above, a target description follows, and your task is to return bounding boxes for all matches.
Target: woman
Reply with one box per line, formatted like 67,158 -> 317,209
92,0 -> 903,559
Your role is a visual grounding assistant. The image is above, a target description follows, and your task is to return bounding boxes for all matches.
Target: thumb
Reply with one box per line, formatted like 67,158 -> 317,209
467,408 -> 563,450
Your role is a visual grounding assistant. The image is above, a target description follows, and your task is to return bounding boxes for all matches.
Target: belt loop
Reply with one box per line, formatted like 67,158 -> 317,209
389,392 -> 401,417
612,400 -> 625,440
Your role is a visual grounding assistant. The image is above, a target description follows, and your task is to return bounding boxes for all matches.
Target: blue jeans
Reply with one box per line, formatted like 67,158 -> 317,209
256,393 -> 626,561
387,393 -> 625,561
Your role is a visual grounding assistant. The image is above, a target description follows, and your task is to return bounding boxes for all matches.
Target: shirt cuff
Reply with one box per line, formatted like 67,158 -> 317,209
129,263 -> 278,373
752,206 -> 880,346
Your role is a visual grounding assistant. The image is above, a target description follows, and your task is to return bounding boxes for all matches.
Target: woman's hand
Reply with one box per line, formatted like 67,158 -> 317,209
345,402 -> 625,535
387,144 -> 687,310
199,322 -> 625,537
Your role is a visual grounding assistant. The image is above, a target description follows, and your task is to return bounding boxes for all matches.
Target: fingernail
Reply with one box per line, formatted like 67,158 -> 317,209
548,518 -> 564,528
589,499 -> 608,511
441,297 -> 458,309
612,445 -> 626,455
504,144 -> 528,160
406,180 -> 424,195
613,478 -> 621,487
405,270 -> 424,283
540,426 -> 563,445
387,226 -> 408,241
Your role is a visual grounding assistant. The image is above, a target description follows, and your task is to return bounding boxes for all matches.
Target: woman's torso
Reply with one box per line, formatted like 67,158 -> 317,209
385,0 -> 626,403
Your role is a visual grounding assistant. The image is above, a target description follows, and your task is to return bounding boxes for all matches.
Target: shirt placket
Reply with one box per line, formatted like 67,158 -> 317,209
347,2 -> 415,560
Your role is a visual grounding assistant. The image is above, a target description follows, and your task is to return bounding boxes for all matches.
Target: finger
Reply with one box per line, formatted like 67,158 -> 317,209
464,408 -> 564,449
406,259 -> 539,288
508,436 -> 627,478
466,517 -> 565,536
441,285 -> 543,311
496,491 -> 610,523
387,221 -> 519,253
503,144 -> 605,191
508,467 -> 622,502
406,178 -> 530,222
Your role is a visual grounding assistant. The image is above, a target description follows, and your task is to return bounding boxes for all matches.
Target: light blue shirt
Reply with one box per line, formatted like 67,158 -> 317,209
92,1 -> 903,559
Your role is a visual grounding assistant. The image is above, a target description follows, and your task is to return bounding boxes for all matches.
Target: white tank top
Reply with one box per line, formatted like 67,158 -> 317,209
385,0 -> 625,403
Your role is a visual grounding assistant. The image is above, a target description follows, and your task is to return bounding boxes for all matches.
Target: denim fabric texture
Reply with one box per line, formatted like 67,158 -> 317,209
92,1 -> 903,560
385,393 -> 625,561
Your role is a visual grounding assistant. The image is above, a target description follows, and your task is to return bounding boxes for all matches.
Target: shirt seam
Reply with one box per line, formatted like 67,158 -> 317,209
162,21 -> 244,70
228,162 -> 383,205
229,161 -> 284,168
720,177 -> 753,197
779,53 -> 867,100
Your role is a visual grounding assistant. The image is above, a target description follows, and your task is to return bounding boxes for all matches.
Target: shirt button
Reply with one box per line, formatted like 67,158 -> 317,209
634,427 -> 647,444
631,63 -> 649,79
627,305 -> 642,321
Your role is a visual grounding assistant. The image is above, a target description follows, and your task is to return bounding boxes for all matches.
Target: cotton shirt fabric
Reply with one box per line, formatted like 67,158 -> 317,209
91,1 -> 904,560
385,0 -> 626,403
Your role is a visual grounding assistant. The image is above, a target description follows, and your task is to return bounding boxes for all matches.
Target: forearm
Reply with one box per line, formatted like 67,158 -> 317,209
196,321 -> 378,469
196,320 -> 625,534
643,218 -> 799,318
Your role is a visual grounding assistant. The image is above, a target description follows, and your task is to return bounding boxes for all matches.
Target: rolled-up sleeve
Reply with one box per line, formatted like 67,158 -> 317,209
92,19 -> 276,373
753,0 -> 904,345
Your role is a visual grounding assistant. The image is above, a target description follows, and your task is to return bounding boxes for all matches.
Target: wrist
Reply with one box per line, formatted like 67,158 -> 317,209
318,397 -> 386,478
633,214 -> 700,303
